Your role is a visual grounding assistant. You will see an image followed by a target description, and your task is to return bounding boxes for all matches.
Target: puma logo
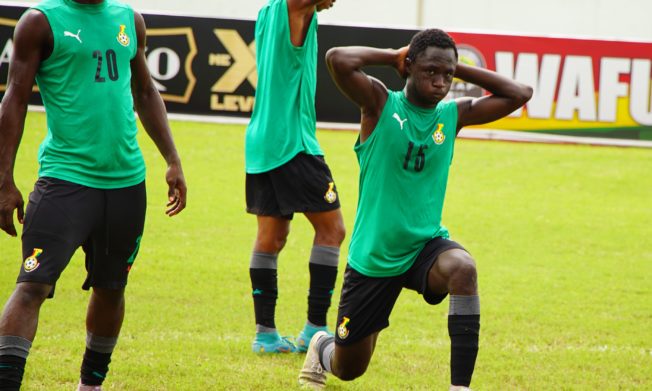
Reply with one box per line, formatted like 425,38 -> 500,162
64,29 -> 82,43
393,113 -> 408,130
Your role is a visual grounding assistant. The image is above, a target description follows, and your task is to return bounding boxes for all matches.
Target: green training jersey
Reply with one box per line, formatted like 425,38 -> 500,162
348,91 -> 459,277
244,0 -> 323,174
32,0 -> 145,189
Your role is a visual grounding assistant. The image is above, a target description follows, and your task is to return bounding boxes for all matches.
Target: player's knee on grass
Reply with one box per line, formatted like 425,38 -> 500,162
332,361 -> 368,382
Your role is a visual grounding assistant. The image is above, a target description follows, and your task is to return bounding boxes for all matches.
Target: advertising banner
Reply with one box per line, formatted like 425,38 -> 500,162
1,3 -> 651,140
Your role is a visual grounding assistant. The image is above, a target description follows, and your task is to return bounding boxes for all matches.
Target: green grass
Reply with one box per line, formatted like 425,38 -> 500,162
1,112 -> 651,390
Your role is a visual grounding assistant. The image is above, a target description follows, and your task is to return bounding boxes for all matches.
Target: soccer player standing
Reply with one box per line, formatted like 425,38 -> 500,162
299,29 -> 532,389
0,0 -> 187,389
245,0 -> 345,353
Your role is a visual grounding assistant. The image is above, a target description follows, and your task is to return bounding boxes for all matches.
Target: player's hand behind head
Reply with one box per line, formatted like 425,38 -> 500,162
317,0 -> 335,12
165,163 -> 187,217
396,45 -> 409,79
0,181 -> 25,237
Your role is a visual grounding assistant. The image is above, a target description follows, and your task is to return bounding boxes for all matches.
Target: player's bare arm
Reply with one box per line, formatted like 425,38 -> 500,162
130,11 -> 187,216
287,0 -> 334,46
0,10 -> 51,236
454,62 -> 533,132
326,46 -> 405,141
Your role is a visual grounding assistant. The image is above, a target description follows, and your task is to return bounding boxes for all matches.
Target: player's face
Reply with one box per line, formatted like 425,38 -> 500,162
406,46 -> 457,107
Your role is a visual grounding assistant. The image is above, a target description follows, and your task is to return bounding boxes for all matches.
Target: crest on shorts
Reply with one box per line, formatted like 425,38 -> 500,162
433,124 -> 445,145
337,316 -> 351,339
324,182 -> 337,204
117,24 -> 130,47
23,248 -> 43,273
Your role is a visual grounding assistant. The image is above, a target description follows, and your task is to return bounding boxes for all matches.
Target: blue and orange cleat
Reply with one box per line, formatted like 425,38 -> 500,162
252,331 -> 297,353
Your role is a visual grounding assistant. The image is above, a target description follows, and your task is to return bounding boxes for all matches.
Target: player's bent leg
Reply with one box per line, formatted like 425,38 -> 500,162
0,282 -> 51,390
297,210 -> 345,351
428,249 -> 480,388
299,330 -> 377,388
79,288 -> 125,389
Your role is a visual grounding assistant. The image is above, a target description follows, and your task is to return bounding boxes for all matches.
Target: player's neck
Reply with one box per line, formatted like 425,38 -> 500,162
403,86 -> 439,109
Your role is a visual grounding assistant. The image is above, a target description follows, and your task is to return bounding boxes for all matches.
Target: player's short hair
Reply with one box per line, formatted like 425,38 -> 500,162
407,29 -> 458,61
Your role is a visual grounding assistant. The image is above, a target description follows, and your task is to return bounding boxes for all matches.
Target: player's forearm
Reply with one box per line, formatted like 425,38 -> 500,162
134,86 -> 181,166
455,63 -> 532,104
0,95 -> 28,183
326,47 -> 401,74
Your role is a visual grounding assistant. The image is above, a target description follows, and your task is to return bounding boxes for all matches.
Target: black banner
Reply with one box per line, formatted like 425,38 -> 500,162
0,4 -> 413,124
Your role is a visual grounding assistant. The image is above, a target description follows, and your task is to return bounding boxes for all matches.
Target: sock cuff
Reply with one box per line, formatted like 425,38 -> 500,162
86,332 -> 118,354
0,336 -> 32,359
250,252 -> 278,269
310,245 -> 340,267
449,295 -> 480,316
317,335 -> 335,373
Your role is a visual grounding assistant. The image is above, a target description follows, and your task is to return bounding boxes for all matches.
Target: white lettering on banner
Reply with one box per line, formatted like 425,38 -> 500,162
497,52 -> 560,119
599,57 -> 630,122
630,59 -> 652,124
146,47 -> 181,92
556,56 -> 596,121
0,39 -> 12,68
496,52 -> 652,125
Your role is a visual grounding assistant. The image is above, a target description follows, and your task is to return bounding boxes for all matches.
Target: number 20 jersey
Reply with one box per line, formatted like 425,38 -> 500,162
32,0 -> 144,189
348,90 -> 459,278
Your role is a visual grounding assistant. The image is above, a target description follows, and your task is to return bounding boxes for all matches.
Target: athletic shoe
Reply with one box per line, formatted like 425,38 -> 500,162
252,331 -> 297,353
296,324 -> 330,353
449,386 -> 473,391
298,330 -> 329,389
76,382 -> 102,391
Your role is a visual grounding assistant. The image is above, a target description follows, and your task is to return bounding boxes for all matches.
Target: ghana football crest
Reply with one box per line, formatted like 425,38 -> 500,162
324,182 -> 337,203
23,248 -> 43,273
117,24 -> 130,47
433,123 -> 445,145
337,317 -> 351,339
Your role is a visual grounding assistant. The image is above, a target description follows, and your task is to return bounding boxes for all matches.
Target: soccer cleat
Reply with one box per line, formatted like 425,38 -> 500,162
298,331 -> 329,389
296,324 -> 331,353
76,381 -> 102,391
252,331 -> 297,353
449,386 -> 473,391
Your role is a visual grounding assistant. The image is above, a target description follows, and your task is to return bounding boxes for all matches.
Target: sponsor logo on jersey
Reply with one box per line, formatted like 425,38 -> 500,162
324,182 -> 337,204
337,316 -> 351,339
23,248 -> 43,273
433,123 -> 445,145
392,113 -> 408,130
64,29 -> 82,44
117,24 -> 130,47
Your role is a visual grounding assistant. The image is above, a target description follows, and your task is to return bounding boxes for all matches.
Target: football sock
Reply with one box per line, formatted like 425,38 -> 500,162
317,335 -> 335,373
0,336 -> 31,391
448,295 -> 480,387
307,245 -> 339,326
250,251 -> 279,329
80,333 -> 117,386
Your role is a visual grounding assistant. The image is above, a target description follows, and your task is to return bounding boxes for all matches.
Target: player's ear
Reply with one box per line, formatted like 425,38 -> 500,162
405,56 -> 413,76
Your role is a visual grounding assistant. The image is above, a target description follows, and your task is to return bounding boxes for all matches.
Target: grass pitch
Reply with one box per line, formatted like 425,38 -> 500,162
0,112 -> 650,390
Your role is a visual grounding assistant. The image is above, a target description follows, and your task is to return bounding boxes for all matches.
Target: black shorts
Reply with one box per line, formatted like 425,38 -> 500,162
335,237 -> 467,346
18,177 -> 146,296
246,153 -> 340,219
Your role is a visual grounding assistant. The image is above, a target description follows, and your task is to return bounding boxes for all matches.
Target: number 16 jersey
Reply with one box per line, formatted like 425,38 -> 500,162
348,90 -> 459,278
